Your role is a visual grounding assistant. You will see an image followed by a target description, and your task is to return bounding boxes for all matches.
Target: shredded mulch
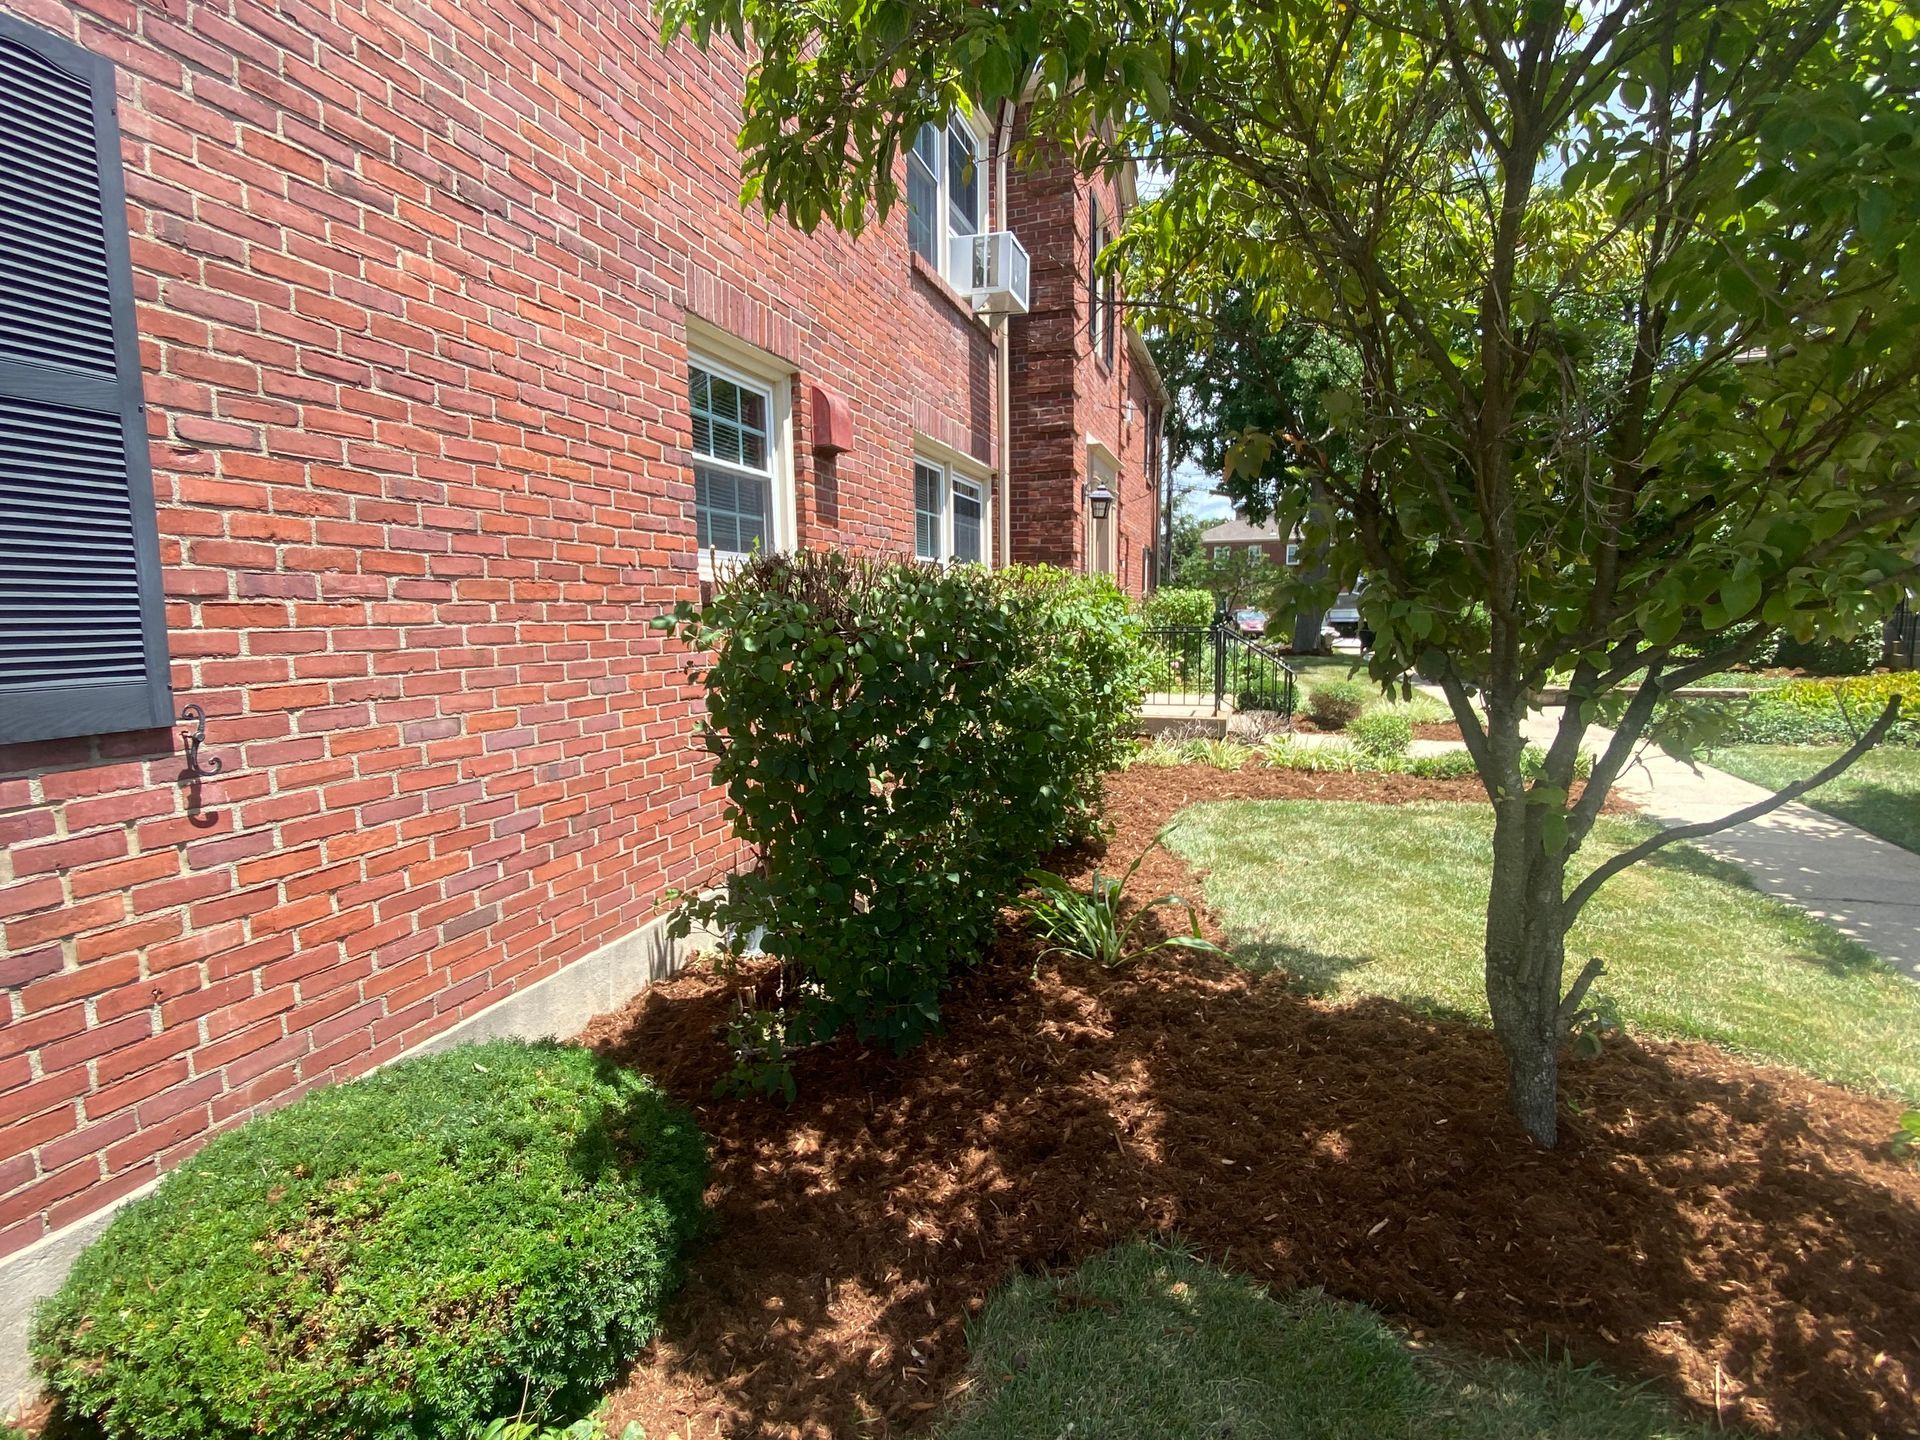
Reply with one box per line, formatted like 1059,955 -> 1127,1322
582,764 -> 1920,1440
1413,719 -> 1465,741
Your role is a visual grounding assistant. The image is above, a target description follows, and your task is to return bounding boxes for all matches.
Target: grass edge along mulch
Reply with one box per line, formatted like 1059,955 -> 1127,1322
580,763 -> 1920,1440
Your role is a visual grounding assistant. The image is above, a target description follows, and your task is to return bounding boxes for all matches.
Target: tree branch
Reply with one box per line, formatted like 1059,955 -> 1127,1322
1560,697 -> 1904,924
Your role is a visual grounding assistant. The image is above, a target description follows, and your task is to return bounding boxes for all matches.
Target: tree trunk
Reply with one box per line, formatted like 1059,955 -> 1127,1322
1484,796 -> 1572,1146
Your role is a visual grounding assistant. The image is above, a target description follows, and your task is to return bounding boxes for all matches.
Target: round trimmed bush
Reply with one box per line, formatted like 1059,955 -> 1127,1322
32,1040 -> 706,1440
1305,678 -> 1369,730
1347,707 -> 1413,759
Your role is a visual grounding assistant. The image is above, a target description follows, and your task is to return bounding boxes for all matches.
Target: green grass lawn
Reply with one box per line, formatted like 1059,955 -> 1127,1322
1706,743 -> 1920,855
1163,800 -> 1920,1102
938,1242 -> 1726,1440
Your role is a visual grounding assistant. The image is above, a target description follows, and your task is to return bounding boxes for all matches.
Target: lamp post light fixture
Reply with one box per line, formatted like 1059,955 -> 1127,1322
1086,482 -> 1116,522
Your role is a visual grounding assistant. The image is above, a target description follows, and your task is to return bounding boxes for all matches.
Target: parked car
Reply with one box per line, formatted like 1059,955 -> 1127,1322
1233,608 -> 1268,636
1326,591 -> 1362,638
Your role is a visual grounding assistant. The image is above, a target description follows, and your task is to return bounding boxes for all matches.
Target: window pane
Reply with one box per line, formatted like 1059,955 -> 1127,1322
914,462 -> 945,561
947,120 -> 979,238
696,462 -> 770,557
952,480 -> 983,563
908,125 -> 941,265
690,363 -> 772,471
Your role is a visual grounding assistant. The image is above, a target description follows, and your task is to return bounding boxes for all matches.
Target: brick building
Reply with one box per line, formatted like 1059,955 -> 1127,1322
1007,122 -> 1168,596
0,0 -> 1162,1396
1201,514 -> 1300,568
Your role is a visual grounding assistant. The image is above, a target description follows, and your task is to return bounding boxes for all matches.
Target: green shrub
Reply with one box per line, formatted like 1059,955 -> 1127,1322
1000,564 -> 1153,818
1305,678 -> 1369,729
1518,744 -> 1595,781
1708,673 -> 1920,747
1406,750 -> 1480,780
1140,586 -> 1216,629
1348,708 -> 1413,759
658,554 -> 1147,1083
33,1042 -> 706,1440
1772,629 -> 1882,675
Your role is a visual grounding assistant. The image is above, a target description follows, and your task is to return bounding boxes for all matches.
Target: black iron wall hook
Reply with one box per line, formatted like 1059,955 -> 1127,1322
178,703 -> 223,778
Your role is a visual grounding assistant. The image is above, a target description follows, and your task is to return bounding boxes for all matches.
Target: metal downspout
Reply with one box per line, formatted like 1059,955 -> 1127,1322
995,98 -> 1015,570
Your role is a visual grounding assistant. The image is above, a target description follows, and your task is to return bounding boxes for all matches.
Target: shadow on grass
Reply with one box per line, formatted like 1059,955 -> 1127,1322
1640,842 -> 1899,980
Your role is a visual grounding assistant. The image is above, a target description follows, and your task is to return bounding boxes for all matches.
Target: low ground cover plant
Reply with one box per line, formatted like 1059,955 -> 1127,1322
1692,673 -> 1920,747
1017,836 -> 1221,970
33,1041 -> 706,1440
658,554 -> 1147,1091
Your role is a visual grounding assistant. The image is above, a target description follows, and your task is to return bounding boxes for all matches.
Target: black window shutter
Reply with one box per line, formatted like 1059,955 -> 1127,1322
0,14 -> 171,746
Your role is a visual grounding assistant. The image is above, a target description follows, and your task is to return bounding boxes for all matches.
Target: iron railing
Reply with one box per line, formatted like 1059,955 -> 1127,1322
1140,616 -> 1297,717
1889,599 -> 1918,671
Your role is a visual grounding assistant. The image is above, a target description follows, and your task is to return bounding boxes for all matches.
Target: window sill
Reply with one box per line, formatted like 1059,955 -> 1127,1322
911,252 -> 991,336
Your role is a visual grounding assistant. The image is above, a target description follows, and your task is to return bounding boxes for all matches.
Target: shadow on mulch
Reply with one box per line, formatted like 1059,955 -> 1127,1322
580,765 -> 1920,1440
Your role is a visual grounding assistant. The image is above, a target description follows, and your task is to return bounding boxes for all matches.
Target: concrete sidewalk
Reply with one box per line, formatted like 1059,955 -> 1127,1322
1522,708 -> 1920,978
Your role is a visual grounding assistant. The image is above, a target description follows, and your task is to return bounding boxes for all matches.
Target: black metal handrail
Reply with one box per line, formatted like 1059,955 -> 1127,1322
1220,628 -> 1297,715
1889,599 -> 1918,672
1140,618 -> 1297,717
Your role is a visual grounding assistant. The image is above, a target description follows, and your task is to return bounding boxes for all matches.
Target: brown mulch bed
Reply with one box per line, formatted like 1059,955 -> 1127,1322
581,764 -> 1920,1440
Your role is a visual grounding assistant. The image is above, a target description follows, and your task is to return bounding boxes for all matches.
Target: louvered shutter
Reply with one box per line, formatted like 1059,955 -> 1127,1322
0,15 -> 171,745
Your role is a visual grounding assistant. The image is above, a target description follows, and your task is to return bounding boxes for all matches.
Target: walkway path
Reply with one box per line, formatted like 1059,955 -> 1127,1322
1520,708 -> 1920,978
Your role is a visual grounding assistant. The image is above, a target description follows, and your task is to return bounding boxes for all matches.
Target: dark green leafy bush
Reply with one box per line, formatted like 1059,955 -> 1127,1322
1347,708 -> 1413,759
659,554 -> 1148,1086
1771,629 -> 1882,676
1140,586 -> 1216,629
33,1042 -> 706,1440
1305,679 -> 1369,729
1702,673 -> 1920,747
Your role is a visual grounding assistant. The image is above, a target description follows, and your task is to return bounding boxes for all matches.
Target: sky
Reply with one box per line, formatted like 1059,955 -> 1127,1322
1174,458 -> 1234,521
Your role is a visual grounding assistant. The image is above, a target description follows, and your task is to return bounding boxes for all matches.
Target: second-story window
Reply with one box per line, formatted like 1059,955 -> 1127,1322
908,114 -> 987,290
1089,197 -> 1117,366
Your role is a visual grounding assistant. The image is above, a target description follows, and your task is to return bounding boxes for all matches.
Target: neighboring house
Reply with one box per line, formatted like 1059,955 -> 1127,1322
1200,514 -> 1300,568
0,0 -> 1162,1394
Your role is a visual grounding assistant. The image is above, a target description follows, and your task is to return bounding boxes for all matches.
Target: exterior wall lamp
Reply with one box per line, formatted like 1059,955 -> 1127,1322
1086,483 -> 1116,521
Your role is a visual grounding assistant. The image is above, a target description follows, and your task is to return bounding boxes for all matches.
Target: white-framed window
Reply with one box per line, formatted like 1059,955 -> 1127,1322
688,337 -> 794,574
912,453 -> 990,565
1250,549 -> 1268,566
1285,540 -> 1302,566
908,113 -> 988,290
1089,196 -> 1115,366
1212,545 -> 1230,561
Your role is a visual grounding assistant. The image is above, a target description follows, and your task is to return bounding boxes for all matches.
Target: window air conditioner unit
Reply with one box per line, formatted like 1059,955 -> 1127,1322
952,231 -> 1031,317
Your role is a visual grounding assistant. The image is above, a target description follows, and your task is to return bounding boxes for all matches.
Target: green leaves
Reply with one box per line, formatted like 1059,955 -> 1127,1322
655,553 -> 1150,1081
1015,833 -> 1225,970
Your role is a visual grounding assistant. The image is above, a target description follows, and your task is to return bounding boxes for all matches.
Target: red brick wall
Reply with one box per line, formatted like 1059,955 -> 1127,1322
1005,123 -> 1163,597
0,0 -> 1001,1258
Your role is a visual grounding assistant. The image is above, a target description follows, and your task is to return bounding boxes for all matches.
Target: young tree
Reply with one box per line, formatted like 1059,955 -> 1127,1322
1152,303 -> 1357,646
665,0 -> 1920,1143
